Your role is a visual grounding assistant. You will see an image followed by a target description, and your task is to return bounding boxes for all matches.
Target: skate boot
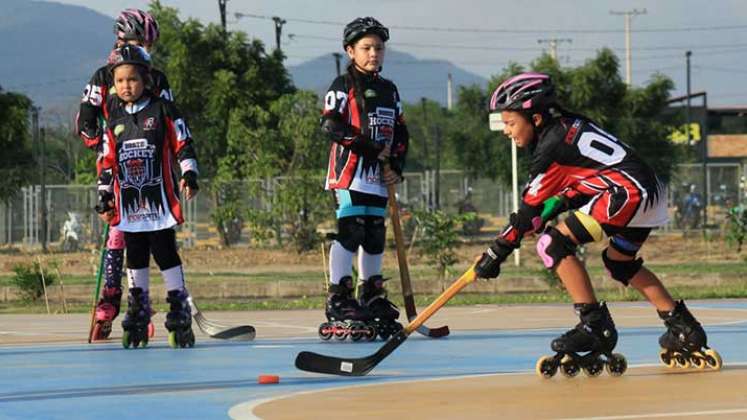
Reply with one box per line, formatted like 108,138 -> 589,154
319,277 -> 376,342
536,302 -> 627,379
165,289 -> 195,348
92,286 -> 122,340
121,288 -> 151,349
359,275 -> 402,340
658,300 -> 722,370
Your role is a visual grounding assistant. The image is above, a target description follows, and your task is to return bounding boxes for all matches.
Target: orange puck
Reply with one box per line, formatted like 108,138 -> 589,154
258,374 -> 280,385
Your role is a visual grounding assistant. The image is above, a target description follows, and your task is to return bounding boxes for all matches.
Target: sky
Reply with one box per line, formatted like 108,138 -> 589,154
43,0 -> 747,106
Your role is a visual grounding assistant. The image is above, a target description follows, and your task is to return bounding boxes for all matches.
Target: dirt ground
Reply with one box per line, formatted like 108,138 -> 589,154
1,231 -> 744,277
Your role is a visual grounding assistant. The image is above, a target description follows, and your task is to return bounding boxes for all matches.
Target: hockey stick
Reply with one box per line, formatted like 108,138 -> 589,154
87,224 -> 109,344
187,296 -> 256,341
295,265 -> 476,376
386,180 -> 450,338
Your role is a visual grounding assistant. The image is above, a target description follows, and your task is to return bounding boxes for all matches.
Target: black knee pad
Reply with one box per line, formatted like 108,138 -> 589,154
536,227 -> 577,269
602,248 -> 643,286
336,217 -> 366,252
362,216 -> 386,254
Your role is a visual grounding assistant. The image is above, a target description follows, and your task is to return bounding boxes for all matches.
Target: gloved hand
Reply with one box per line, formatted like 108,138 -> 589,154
474,241 -> 514,279
180,171 -> 199,200
94,191 -> 114,214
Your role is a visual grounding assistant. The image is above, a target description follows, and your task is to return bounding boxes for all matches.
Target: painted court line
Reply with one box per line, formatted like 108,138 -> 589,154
556,407 -> 747,420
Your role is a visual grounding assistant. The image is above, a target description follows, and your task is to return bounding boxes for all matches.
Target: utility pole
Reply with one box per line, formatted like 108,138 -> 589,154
39,127 -> 47,253
434,126 -> 441,210
610,8 -> 646,85
686,50 -> 692,146
332,52 -> 343,76
272,16 -> 287,51
447,73 -> 453,111
218,0 -> 228,33
537,38 -> 571,61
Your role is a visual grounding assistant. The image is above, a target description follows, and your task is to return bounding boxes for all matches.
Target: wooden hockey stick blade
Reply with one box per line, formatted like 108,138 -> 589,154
295,266 -> 476,376
386,181 -> 449,339
189,297 -> 256,341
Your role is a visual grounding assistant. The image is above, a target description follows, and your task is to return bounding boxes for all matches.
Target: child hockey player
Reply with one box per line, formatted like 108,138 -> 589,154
96,45 -> 198,349
78,9 -> 173,340
318,17 -> 410,341
474,72 -> 721,377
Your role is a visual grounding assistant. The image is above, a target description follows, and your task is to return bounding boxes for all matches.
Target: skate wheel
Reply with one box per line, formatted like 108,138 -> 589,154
688,352 -> 706,370
560,356 -> 580,378
583,358 -> 605,378
92,323 -> 104,341
168,331 -> 178,349
148,322 -> 155,339
704,349 -> 723,370
535,355 -> 558,379
364,326 -> 377,341
333,326 -> 348,341
350,329 -> 363,341
673,352 -> 690,369
659,348 -> 675,368
186,330 -> 195,348
605,353 -> 627,377
122,330 -> 132,349
318,323 -> 333,341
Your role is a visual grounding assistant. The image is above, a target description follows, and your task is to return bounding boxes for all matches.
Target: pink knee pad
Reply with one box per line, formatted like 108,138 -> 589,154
107,227 -> 125,250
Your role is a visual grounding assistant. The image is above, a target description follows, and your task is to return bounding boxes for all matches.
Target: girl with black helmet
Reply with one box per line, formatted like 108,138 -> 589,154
474,72 -> 721,377
318,17 -> 410,341
80,8 -> 175,341
96,44 -> 199,349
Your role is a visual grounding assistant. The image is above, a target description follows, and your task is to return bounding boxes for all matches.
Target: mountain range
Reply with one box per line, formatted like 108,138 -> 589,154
0,0 -> 487,111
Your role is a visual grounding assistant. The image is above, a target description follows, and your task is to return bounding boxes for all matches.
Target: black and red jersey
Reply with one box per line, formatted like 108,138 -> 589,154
77,65 -> 173,149
98,95 -> 197,233
321,68 -> 409,197
500,115 -> 668,246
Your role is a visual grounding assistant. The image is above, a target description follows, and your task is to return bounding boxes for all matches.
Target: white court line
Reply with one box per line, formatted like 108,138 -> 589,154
228,361 -> 747,420
556,408 -> 747,420
251,345 -> 294,349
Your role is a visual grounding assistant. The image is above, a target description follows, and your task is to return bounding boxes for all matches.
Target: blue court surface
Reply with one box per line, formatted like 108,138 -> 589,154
1,301 -> 746,419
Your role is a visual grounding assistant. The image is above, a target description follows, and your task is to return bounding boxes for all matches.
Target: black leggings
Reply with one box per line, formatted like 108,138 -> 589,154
124,228 -> 181,271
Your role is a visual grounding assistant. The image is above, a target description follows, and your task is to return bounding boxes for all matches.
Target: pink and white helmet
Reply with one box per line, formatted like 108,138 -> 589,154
114,9 -> 160,45
489,72 -> 556,113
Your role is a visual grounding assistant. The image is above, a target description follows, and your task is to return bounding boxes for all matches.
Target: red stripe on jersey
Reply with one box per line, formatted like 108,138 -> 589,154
164,119 -> 183,224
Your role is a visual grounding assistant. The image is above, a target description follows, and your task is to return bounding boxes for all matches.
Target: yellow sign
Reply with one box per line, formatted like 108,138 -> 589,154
669,123 -> 701,144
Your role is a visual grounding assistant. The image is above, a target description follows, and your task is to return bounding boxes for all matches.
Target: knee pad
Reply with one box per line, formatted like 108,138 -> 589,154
107,227 -> 125,250
565,211 -> 604,244
602,249 -> 643,286
536,227 -> 577,269
336,217 -> 366,252
362,216 -> 386,255
609,235 -> 642,257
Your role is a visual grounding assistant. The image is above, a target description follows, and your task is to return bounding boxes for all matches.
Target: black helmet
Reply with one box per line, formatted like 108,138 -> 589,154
343,17 -> 389,49
489,72 -> 556,113
107,44 -> 152,73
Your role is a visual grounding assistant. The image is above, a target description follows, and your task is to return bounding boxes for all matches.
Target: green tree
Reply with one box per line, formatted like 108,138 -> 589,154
0,87 -> 33,202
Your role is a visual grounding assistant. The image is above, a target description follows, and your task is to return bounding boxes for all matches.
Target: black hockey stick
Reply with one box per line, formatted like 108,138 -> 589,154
295,266 -> 476,376
187,296 -> 256,341
386,176 -> 450,338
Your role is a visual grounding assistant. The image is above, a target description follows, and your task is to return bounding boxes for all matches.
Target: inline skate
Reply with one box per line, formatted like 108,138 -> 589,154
658,300 -> 722,370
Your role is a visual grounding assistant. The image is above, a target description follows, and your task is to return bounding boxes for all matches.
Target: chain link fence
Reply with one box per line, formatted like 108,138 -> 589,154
2,163 -> 745,250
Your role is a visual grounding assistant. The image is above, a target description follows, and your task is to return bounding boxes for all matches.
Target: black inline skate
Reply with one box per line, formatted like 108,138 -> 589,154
165,288 -> 195,348
319,277 -> 377,342
658,300 -> 722,370
121,287 -> 151,349
536,302 -> 627,379
359,275 -> 403,340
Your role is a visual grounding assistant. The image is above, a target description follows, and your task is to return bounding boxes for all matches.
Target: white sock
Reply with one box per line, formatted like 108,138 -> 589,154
161,265 -> 185,292
127,268 -> 150,291
329,241 -> 355,285
358,249 -> 383,281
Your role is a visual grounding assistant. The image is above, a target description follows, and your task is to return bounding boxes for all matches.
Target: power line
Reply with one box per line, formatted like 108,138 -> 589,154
234,12 -> 747,34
